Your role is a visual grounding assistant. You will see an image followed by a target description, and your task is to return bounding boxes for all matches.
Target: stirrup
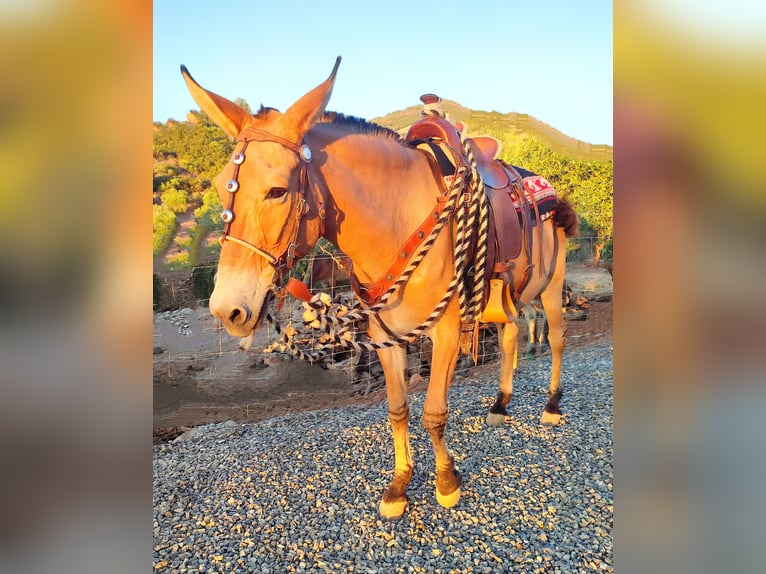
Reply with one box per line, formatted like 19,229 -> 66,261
480,278 -> 517,323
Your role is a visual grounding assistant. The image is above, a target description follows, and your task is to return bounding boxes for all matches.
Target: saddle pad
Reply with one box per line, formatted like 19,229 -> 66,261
515,175 -> 558,223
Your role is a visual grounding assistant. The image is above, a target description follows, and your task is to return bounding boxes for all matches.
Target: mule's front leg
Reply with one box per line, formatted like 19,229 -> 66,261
423,319 -> 462,508
381,403 -> 412,519
422,410 -> 462,508
374,341 -> 413,520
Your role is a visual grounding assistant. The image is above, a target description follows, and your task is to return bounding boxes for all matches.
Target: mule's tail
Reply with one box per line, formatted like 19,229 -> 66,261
553,198 -> 579,238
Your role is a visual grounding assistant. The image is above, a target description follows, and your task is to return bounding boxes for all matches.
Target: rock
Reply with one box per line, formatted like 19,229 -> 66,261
564,266 -> 613,298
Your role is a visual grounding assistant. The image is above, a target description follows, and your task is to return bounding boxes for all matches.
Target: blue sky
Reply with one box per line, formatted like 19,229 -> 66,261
154,0 -> 613,145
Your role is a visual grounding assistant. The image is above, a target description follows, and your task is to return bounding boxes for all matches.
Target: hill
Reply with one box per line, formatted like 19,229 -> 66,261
372,100 -> 612,162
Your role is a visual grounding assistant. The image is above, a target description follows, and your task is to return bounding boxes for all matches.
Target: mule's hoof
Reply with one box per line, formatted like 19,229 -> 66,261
379,497 -> 408,520
540,411 -> 562,426
486,412 -> 509,427
435,485 -> 461,508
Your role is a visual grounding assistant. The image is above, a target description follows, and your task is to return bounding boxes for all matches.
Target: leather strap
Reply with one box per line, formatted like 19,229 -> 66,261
219,127 -> 324,281
350,195 -> 450,306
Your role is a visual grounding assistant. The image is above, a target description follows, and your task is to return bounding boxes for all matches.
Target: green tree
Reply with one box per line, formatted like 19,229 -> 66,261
153,111 -> 233,268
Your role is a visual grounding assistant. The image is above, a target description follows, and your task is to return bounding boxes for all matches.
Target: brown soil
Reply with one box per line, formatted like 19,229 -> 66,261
153,297 -> 612,443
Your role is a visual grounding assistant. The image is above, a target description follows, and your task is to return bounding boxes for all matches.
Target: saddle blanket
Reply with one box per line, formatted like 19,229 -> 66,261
516,174 -> 558,223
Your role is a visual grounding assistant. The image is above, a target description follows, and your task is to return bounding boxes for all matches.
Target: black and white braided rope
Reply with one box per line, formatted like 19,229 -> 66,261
463,139 -> 491,322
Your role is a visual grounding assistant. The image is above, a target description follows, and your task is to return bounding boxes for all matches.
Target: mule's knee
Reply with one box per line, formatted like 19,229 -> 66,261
422,410 -> 448,433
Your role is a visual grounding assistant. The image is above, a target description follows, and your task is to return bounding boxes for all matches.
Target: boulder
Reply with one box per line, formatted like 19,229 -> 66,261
565,265 -> 613,298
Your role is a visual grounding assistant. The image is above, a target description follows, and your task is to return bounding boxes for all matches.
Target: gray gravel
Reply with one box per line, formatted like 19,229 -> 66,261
154,343 -> 613,573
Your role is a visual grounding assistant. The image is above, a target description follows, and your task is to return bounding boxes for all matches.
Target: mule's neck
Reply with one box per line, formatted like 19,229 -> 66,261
306,124 -> 443,284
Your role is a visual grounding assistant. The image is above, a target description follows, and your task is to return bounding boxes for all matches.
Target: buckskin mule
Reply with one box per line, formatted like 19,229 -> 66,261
181,57 -> 578,519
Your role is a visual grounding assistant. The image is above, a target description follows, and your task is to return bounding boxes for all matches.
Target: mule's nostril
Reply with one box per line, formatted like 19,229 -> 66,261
227,306 -> 252,325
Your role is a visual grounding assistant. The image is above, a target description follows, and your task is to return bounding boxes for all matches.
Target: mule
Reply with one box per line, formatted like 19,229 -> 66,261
181,57 -> 577,518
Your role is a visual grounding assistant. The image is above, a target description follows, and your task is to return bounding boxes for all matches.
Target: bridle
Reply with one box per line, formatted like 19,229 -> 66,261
219,126 -> 325,286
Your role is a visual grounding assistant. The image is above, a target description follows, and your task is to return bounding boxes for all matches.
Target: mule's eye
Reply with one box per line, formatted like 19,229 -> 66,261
266,187 -> 288,199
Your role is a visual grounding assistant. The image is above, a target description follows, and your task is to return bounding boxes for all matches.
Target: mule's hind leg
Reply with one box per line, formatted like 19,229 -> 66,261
539,231 -> 568,425
521,305 -> 538,359
373,338 -> 414,519
487,321 -> 519,426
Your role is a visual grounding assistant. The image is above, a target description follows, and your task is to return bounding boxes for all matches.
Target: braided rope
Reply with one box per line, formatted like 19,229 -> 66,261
463,140 -> 491,321
264,125 -> 493,362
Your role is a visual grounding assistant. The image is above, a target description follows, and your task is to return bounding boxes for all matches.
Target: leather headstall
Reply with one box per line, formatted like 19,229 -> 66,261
218,127 -> 326,286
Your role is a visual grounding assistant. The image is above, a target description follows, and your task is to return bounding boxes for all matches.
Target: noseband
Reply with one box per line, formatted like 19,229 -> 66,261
219,127 -> 324,284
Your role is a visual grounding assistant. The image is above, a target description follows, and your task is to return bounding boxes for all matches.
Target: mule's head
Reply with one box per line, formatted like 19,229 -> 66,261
181,58 -> 340,337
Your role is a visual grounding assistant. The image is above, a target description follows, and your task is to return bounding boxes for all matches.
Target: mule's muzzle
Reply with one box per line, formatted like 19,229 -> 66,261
209,301 -> 252,337
209,290 -> 273,338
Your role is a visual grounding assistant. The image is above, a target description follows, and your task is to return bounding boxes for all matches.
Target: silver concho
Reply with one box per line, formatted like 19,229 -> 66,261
300,145 -> 312,162
226,180 -> 239,193
232,152 -> 245,165
221,209 -> 234,223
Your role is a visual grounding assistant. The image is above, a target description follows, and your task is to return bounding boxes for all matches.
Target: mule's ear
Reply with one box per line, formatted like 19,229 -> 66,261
284,56 -> 341,135
181,65 -> 250,138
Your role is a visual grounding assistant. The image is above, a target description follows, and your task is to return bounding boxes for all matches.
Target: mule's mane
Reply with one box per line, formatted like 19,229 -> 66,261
252,104 -> 404,144
318,111 -> 406,145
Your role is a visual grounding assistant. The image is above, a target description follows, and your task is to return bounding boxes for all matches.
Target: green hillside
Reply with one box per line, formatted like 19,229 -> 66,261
153,103 -> 612,272
372,100 -> 612,162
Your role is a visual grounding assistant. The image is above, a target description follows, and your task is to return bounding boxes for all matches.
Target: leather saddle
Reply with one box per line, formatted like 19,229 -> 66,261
406,115 -> 537,323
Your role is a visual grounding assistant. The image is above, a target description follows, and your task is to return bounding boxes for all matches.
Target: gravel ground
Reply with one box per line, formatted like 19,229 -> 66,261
154,343 -> 613,573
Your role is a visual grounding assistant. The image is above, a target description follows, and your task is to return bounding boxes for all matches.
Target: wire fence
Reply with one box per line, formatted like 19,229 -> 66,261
153,237 -> 611,398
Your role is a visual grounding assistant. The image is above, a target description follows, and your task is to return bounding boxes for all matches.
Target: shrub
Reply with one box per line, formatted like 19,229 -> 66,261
166,251 -> 192,270
160,187 -> 188,214
153,204 -> 177,255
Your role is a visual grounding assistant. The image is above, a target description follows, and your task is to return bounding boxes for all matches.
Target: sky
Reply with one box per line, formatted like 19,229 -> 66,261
154,0 -> 613,145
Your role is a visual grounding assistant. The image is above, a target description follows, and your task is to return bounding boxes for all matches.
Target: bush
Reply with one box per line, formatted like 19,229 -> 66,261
175,235 -> 192,250
194,189 -> 222,229
166,251 -> 192,270
160,187 -> 188,214
153,204 -> 177,255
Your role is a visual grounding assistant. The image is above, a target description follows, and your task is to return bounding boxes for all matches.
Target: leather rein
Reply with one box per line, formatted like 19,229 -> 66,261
219,127 -> 325,286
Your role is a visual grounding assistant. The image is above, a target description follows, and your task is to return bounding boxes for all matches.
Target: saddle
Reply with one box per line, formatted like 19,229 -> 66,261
405,104 -> 540,324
